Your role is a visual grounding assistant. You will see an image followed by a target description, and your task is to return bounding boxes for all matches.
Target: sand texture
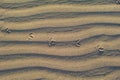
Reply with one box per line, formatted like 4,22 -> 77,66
0,0 -> 120,80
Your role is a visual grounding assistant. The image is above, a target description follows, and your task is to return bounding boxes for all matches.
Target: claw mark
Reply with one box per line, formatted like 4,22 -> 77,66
98,47 -> 104,55
48,38 -> 56,47
1,28 -> 11,34
4,28 -> 11,33
98,47 -> 104,52
75,40 -> 81,47
28,33 -> 34,40
95,45 -> 104,55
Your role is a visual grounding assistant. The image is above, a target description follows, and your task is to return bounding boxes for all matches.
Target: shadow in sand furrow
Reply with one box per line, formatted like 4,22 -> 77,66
6,23 -> 120,33
0,0 -> 116,9
114,77 -> 120,80
1,12 -> 120,22
0,50 -> 119,61
35,78 -> 47,80
0,34 -> 120,47
0,66 -> 119,77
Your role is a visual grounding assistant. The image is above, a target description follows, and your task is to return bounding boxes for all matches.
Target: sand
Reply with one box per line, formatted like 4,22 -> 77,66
0,0 -> 120,80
